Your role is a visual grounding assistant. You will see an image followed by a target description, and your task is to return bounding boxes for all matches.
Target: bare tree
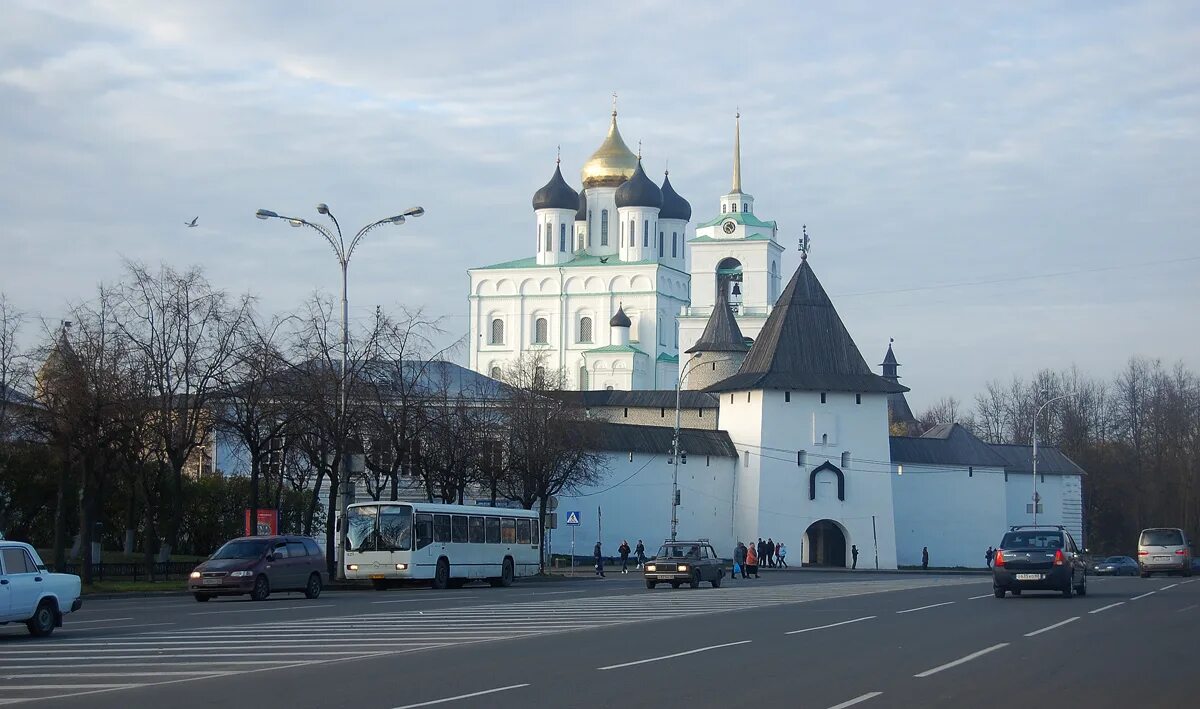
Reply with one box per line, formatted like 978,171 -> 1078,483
0,294 -> 28,446
917,396 -> 963,429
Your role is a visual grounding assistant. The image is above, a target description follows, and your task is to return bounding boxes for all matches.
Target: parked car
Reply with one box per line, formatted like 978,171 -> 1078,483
993,525 -> 1088,598
643,540 -> 724,589
188,535 -> 326,602
0,541 -> 83,637
1137,528 -> 1193,578
1093,556 -> 1139,576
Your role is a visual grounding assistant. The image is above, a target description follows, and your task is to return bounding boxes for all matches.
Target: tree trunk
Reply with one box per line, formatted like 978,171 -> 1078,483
249,447 -> 260,517
52,443 -> 70,571
123,482 -> 137,555
325,466 -> 338,577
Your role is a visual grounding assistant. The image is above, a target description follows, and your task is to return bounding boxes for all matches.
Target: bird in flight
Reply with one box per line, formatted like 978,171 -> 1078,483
185,217 -> 199,227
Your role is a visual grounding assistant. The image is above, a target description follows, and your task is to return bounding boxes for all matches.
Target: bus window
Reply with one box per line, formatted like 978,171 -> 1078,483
379,506 -> 413,551
516,519 -> 531,545
433,514 -> 451,544
485,517 -> 501,544
468,516 -> 485,544
415,513 -> 433,550
346,505 -> 378,551
501,518 -> 516,544
451,515 -> 469,543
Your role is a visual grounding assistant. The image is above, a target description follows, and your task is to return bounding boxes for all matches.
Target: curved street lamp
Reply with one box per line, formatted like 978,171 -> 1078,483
1032,391 -> 1075,526
255,203 -> 423,578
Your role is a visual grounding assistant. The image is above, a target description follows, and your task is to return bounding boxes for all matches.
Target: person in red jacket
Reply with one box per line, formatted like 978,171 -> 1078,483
745,544 -> 760,578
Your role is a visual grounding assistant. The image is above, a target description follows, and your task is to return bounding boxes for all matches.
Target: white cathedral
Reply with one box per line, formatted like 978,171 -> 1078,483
466,107 -> 1085,569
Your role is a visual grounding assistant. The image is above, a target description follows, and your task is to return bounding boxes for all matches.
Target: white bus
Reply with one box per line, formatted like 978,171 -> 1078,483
343,501 -> 541,589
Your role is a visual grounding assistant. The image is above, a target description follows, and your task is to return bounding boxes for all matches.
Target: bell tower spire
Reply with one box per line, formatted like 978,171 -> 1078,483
731,110 -> 742,194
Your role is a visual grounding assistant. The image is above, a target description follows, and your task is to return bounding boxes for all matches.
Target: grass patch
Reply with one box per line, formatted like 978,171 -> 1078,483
82,580 -> 188,594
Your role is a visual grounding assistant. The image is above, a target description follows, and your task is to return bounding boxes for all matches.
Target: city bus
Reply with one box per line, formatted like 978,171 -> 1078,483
343,501 -> 541,589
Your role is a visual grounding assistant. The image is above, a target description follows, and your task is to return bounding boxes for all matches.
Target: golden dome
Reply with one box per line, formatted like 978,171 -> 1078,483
580,111 -> 638,189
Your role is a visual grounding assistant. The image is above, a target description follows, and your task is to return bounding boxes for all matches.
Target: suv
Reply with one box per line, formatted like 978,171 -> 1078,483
644,541 -> 724,589
1137,528 -> 1193,577
0,541 -> 83,637
993,525 -> 1087,599
188,535 -> 327,602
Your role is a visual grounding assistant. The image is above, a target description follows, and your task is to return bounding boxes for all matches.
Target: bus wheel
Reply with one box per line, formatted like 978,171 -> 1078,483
432,558 -> 450,590
500,558 -> 514,587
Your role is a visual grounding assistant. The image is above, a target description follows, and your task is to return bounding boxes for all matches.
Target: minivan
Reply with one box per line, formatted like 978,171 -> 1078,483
1137,528 -> 1193,577
188,535 -> 327,601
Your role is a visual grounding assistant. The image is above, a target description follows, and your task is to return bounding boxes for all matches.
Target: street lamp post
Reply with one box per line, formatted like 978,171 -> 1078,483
670,352 -> 738,541
1032,391 -> 1074,526
255,204 -> 423,579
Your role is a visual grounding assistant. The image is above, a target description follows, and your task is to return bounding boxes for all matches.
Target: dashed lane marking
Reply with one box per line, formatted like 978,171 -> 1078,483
826,692 -> 884,709
597,640 -> 752,670
392,684 -> 530,708
914,643 -> 1009,678
1024,617 -> 1079,637
896,601 -> 955,614
786,616 -> 876,635
1089,602 -> 1125,615
968,594 -> 993,600
1131,591 -> 1156,601
1160,583 -> 1178,590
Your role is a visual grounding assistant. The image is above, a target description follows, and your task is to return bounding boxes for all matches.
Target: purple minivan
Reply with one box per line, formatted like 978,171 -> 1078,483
188,535 -> 326,602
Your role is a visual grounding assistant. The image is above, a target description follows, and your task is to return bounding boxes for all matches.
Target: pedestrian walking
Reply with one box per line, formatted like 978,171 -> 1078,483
745,544 -> 760,578
921,546 -> 929,571
777,542 -> 788,568
635,540 -> 646,569
766,538 -> 776,568
594,541 -> 605,577
618,540 -> 631,573
757,539 -> 766,569
851,544 -> 859,570
734,541 -> 748,579
985,547 -> 994,568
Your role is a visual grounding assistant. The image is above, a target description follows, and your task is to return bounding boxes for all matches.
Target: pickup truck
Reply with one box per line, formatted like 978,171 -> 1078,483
1,541 -> 83,636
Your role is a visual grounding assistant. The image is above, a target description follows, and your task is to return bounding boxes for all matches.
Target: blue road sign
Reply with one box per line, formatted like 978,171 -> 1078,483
565,511 -> 581,526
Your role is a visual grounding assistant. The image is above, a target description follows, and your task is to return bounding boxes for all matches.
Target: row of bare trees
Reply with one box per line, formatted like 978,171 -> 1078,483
913,359 -> 1200,553
0,263 -> 603,580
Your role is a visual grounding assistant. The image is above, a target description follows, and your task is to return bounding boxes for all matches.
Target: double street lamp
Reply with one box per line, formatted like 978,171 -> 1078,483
1032,391 -> 1074,526
255,203 -> 424,578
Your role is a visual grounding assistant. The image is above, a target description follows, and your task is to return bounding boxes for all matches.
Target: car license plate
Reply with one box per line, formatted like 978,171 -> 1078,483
202,578 -> 221,586
369,574 -> 386,580
1015,573 -> 1042,581
657,574 -> 676,579
1154,556 -> 1171,563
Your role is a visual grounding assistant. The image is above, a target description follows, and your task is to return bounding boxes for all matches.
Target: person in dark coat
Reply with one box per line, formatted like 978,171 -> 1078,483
635,540 -> 646,569
618,540 -> 631,574
851,544 -> 859,570
985,547 -> 994,568
734,542 -> 748,579
921,546 -> 929,571
594,542 -> 605,577
766,538 -> 776,568
757,539 -> 766,569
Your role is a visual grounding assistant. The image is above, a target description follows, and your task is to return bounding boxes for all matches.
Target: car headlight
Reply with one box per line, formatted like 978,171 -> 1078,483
645,564 -> 656,572
395,563 -> 408,570
189,571 -> 201,579
230,570 -> 254,577
677,564 -> 688,572
346,564 -> 359,572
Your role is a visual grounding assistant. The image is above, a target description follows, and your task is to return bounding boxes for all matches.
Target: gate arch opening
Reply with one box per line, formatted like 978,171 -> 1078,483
803,519 -> 848,567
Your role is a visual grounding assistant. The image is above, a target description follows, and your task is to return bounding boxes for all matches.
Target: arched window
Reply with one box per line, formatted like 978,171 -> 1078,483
721,204 -> 726,214
559,224 -> 566,252
544,222 -> 551,252
588,210 -> 593,247
601,209 -> 609,246
643,220 -> 649,247
732,202 -> 738,212
579,316 -> 593,344
629,219 -> 634,247
619,220 -> 624,246
490,318 -> 504,345
672,232 -> 678,258
743,202 -> 748,212
579,367 -> 589,390
534,317 -> 548,345
658,231 -> 664,258
489,366 -> 501,379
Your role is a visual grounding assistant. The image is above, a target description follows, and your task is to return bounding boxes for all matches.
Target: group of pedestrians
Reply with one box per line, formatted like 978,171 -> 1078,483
594,539 -> 647,576
731,538 -> 788,579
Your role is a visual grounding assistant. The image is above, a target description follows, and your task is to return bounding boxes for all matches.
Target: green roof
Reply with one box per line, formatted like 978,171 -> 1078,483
689,232 -> 774,243
696,212 -> 777,230
473,254 -> 661,271
656,353 -> 679,363
585,344 -> 649,356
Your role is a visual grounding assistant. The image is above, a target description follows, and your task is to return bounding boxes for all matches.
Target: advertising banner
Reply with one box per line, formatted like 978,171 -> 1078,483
244,508 -> 279,536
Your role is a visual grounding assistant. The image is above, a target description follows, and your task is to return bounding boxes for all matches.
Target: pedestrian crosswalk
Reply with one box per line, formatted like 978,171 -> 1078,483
0,577 -> 976,704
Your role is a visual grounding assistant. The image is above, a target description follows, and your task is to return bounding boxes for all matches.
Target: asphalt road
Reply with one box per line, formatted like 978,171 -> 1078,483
1,570 -> 1196,708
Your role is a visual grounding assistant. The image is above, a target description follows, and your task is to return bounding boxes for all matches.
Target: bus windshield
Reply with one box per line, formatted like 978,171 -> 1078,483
346,504 -> 413,552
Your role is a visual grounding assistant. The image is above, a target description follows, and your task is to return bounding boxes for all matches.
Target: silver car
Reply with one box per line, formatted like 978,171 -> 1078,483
1137,528 -> 1193,577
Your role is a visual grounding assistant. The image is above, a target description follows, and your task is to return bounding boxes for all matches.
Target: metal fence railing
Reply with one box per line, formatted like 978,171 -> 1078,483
54,561 -> 197,582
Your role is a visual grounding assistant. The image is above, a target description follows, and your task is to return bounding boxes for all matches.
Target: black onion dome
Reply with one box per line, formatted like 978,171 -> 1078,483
532,164 -> 580,211
609,305 -> 631,328
659,172 -> 691,221
614,160 -> 663,209
575,189 -> 587,221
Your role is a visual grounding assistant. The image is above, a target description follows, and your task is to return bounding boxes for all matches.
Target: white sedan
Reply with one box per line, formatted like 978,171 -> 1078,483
1,541 -> 83,636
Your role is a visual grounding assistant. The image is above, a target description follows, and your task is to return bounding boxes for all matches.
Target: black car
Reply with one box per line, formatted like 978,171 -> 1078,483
643,541 -> 724,589
993,525 -> 1088,598
1093,555 -> 1139,576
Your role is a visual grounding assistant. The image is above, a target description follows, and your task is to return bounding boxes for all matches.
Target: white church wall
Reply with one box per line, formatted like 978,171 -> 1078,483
553,451 -> 736,562
891,464 -> 1007,568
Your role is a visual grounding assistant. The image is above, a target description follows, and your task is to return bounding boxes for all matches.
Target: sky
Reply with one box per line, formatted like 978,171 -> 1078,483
2,1 -> 1197,411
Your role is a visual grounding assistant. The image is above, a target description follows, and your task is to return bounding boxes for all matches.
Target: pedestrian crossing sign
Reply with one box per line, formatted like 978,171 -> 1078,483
565,511 -> 581,526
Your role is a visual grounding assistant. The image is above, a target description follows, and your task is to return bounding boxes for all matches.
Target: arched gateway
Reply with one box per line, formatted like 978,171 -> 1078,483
803,519 -> 848,567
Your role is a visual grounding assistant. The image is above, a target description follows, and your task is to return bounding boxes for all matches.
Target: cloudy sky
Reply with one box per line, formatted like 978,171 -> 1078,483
2,1 -> 1197,409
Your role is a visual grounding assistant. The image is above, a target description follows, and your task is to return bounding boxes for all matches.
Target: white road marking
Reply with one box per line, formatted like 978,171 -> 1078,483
1176,604 -> 1198,613
0,672 -> 229,678
1160,583 -> 1178,590
392,684 -> 530,708
1180,579 -> 1196,585
0,684 -> 137,689
62,617 -> 134,625
1089,602 -> 1125,615
0,661 -> 303,670
1024,617 -> 1080,637
1131,591 -> 1156,600
914,643 -> 1009,678
968,594 -> 993,600
786,616 -> 876,635
189,604 -> 334,616
896,601 -> 955,614
597,640 -> 752,670
61,622 -> 176,632
826,692 -> 884,709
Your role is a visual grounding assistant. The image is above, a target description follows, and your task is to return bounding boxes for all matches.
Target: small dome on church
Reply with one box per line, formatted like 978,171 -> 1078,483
609,305 -> 631,328
659,172 -> 691,221
581,111 -> 639,189
575,189 -> 587,222
532,163 -> 579,211
614,159 -> 662,209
